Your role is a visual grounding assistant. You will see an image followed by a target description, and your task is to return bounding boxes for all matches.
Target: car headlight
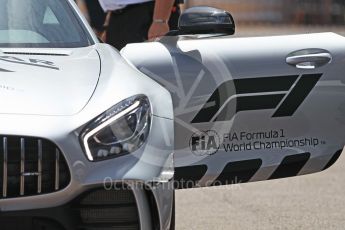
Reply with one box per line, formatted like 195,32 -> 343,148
80,95 -> 151,161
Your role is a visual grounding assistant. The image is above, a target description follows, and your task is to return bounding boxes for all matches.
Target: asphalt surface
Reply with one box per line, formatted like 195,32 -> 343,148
175,149 -> 345,230
233,25 -> 345,37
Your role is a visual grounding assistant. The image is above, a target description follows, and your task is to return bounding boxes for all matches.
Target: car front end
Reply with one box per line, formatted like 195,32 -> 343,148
0,0 -> 175,229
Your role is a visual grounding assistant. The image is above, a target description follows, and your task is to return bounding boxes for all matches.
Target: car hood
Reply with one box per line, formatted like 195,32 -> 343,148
0,46 -> 100,116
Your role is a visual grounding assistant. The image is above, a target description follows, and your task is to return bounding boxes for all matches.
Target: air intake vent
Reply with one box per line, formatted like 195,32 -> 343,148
0,136 -> 70,198
3,52 -> 68,56
76,187 -> 140,230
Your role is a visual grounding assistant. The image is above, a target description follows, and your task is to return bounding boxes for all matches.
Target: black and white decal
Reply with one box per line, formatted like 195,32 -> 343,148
0,56 -> 59,70
192,74 -> 322,123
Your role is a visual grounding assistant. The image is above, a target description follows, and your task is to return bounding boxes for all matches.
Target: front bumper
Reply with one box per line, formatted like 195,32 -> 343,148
0,181 -> 174,230
0,114 -> 174,230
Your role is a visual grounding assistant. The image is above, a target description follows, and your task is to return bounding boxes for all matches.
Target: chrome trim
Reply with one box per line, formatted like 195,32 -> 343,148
55,149 -> 60,190
20,138 -> 25,196
38,139 -> 42,194
2,137 -> 7,198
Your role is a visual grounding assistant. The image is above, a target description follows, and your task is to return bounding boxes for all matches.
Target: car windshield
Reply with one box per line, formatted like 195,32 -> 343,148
0,0 -> 93,48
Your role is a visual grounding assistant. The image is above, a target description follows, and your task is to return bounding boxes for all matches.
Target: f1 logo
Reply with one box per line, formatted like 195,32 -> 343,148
192,74 -> 322,123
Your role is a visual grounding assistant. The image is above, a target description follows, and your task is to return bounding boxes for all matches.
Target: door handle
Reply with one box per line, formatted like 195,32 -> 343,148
286,52 -> 332,69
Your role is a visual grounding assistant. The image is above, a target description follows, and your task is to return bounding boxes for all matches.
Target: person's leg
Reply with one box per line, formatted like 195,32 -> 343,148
106,2 -> 154,50
84,0 -> 106,32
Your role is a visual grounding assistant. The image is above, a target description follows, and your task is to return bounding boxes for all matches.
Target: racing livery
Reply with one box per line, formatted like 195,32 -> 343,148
0,1 -> 344,230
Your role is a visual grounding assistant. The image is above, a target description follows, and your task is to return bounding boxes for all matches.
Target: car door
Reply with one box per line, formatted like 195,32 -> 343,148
121,32 -> 345,189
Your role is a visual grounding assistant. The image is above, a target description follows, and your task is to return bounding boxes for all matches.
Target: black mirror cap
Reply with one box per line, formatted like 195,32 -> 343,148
178,6 -> 235,35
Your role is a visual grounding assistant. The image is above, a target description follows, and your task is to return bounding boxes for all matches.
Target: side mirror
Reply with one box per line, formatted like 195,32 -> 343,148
178,6 -> 235,35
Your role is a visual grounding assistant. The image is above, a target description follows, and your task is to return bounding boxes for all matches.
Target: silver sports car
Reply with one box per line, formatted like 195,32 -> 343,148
0,0 -> 344,229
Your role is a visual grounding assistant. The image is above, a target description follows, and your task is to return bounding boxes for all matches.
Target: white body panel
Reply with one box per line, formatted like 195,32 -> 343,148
0,47 -> 100,115
122,33 -> 345,187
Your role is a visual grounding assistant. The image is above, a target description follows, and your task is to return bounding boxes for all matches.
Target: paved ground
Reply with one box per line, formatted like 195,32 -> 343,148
175,149 -> 345,230
233,25 -> 345,37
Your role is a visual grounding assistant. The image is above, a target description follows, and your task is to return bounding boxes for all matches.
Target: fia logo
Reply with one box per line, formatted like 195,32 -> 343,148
189,130 -> 220,156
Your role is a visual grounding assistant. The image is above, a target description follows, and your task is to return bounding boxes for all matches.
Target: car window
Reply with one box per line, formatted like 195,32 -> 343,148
0,0 -> 93,48
43,7 -> 59,25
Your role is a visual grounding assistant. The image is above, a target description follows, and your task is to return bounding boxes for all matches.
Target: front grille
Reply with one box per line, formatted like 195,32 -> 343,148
0,136 -> 70,198
0,186 -> 140,230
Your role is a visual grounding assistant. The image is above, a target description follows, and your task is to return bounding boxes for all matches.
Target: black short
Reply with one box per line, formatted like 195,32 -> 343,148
106,1 -> 181,50
106,1 -> 155,50
84,0 -> 106,31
